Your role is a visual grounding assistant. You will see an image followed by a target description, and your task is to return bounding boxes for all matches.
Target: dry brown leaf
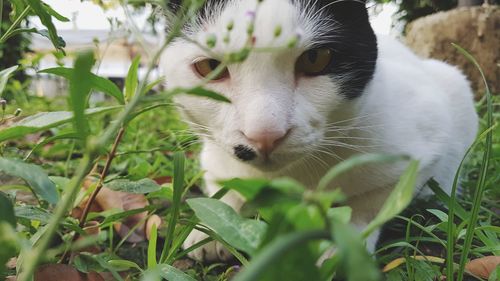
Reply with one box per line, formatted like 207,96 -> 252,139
33,264 -> 104,281
153,176 -> 172,185
95,187 -> 148,243
76,221 -> 102,254
465,256 -> 500,278
71,178 -> 103,219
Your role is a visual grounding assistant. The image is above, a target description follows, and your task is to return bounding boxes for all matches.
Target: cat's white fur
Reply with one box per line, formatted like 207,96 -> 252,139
161,0 -> 478,261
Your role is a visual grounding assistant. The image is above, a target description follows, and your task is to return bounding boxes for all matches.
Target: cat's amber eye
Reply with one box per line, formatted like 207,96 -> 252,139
296,48 -> 333,76
193,59 -> 229,81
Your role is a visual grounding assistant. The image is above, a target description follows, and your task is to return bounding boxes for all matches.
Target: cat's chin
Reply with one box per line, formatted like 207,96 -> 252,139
244,156 -> 301,173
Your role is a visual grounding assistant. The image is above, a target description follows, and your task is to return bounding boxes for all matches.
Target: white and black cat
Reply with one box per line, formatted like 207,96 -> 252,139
161,0 -> 478,261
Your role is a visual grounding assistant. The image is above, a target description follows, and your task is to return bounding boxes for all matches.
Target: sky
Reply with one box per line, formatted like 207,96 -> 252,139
32,0 -> 398,35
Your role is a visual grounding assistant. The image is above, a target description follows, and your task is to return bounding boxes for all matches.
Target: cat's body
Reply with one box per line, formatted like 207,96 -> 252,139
162,0 -> 478,261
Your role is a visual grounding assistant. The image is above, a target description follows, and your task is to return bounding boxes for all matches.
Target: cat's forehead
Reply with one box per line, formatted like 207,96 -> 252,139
190,0 -> 337,51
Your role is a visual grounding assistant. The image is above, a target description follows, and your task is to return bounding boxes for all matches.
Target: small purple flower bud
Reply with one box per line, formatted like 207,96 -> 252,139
287,28 -> 303,48
295,28 -> 304,41
245,10 -> 256,22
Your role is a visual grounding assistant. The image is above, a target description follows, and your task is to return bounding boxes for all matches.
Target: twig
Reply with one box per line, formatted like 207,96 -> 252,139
60,127 -> 126,263
78,126 -> 126,227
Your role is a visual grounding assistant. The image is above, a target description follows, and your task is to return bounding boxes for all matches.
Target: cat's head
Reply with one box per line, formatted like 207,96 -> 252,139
162,0 -> 377,171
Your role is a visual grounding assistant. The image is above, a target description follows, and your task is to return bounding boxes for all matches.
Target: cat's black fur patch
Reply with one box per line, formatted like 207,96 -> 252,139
312,0 -> 378,99
168,0 -> 377,99
234,145 -> 257,161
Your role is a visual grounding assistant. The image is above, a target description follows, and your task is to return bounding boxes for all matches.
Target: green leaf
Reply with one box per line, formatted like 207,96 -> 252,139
222,178 -> 304,201
0,106 -> 121,143
25,0 -> 64,51
233,230 -> 329,281
100,206 -> 155,227
427,209 -> 448,223
427,178 -> 468,220
489,265 -> 500,281
327,206 -> 352,225
105,178 -> 162,194
221,178 -> 270,200
3,28 -> 37,39
36,29 -> 66,48
125,56 -> 141,102
40,67 -> 124,104
187,198 -> 267,256
9,0 -> 27,19
144,77 -> 164,94
332,221 -> 382,281
0,192 -> 16,227
362,160 -> 419,238
42,3 -> 70,22
158,264 -> 197,281
0,158 -> 58,204
69,51 -> 96,143
183,87 -> 231,103
14,205 -> 51,223
25,132 -> 80,160
0,222 -> 20,274
258,238 -> 321,281
0,66 -> 19,97
318,154 -> 407,191
107,260 -> 142,272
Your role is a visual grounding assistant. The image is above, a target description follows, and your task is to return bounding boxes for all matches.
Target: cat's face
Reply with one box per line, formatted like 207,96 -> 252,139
162,0 -> 377,171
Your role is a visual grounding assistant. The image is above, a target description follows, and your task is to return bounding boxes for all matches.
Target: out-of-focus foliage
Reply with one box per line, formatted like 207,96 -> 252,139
372,0 -> 499,23
0,1 -> 31,98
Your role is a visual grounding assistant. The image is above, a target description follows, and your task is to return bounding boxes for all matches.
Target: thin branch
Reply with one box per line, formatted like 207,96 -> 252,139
78,127 -> 126,227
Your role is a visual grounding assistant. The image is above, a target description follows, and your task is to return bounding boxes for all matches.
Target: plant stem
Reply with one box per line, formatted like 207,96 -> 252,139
0,6 -> 29,44
17,154 -> 95,281
0,0 -> 4,38
79,126 -> 126,227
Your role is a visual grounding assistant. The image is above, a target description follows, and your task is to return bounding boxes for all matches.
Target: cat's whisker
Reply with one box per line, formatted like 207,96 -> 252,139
326,113 -> 384,126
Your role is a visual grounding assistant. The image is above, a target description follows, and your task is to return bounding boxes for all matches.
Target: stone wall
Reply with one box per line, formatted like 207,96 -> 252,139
405,5 -> 499,97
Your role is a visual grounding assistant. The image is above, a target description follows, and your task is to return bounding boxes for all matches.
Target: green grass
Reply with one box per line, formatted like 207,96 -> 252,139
1,90 -> 497,281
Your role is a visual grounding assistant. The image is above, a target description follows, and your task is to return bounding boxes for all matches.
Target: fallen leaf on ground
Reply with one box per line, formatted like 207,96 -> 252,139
7,264 -> 105,281
95,187 -> 148,243
465,256 -> 500,278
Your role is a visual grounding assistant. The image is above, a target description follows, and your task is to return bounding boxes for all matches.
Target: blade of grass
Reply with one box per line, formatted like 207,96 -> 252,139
147,223 -> 158,269
443,123 -> 497,280
452,43 -> 494,281
160,152 -> 185,263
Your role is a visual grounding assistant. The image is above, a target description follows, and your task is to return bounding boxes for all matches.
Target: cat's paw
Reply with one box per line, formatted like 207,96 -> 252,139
183,229 -> 233,262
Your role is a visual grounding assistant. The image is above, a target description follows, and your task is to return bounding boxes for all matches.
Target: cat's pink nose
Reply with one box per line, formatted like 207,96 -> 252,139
243,129 -> 290,156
